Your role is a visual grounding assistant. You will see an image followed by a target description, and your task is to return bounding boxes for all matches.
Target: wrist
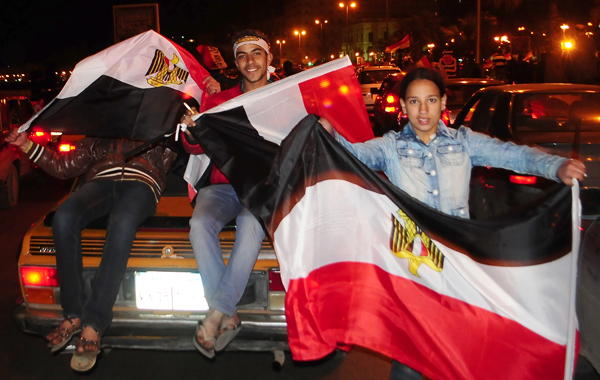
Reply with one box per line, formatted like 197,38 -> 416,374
20,140 -> 33,153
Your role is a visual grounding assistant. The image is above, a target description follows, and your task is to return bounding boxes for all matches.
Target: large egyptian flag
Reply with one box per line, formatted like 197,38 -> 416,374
19,30 -> 209,141
183,56 -> 373,200
188,112 -> 580,379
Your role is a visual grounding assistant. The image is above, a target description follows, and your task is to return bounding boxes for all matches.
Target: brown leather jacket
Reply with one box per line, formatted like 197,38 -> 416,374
25,138 -> 176,201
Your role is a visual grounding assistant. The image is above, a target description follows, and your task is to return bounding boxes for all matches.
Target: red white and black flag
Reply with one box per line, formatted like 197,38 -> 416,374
19,30 -> 210,141
189,110 -> 580,379
183,57 -> 373,199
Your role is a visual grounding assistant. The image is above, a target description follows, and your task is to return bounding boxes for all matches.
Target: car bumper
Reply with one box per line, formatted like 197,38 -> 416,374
13,303 -> 289,352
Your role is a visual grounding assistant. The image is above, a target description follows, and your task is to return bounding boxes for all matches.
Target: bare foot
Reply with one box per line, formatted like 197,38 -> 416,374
196,309 -> 224,351
47,317 -> 81,346
218,312 -> 241,336
76,326 -> 101,354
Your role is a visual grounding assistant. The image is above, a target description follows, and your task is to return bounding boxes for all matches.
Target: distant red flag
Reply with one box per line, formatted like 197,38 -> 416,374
385,35 -> 410,53
196,45 -> 228,70
415,55 -> 431,68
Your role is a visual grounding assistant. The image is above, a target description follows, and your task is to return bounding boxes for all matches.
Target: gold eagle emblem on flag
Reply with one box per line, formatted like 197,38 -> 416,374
146,49 -> 190,87
391,210 -> 444,277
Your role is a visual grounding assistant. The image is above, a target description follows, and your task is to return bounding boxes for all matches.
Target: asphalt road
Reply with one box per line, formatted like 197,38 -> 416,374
0,170 -> 392,380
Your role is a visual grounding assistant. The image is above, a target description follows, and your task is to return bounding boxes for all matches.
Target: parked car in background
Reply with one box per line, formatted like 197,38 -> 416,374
454,83 -> 600,376
356,65 -> 402,115
14,172 -> 289,365
371,72 -> 406,136
445,78 -> 503,123
0,96 -> 36,208
451,83 -> 600,219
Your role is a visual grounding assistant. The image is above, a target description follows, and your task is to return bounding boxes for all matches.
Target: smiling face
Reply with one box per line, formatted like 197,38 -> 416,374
399,79 -> 447,144
234,43 -> 273,92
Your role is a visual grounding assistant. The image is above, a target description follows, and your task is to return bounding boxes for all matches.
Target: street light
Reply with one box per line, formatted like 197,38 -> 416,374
339,2 -> 357,56
276,40 -> 286,60
294,30 -> 306,62
315,19 -> 328,41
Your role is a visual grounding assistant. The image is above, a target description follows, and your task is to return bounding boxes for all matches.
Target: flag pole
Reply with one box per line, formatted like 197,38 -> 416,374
564,180 -> 581,380
123,129 -> 176,160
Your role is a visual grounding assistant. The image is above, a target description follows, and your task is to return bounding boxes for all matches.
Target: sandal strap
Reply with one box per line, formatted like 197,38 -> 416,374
75,337 -> 101,348
51,317 -> 80,337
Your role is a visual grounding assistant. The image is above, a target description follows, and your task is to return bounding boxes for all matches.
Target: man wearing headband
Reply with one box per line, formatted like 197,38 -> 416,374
179,29 -> 273,359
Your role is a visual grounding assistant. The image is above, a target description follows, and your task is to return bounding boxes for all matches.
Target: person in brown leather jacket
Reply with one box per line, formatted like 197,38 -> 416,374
7,130 -> 176,371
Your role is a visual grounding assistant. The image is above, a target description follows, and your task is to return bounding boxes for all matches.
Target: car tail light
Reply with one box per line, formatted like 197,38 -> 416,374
58,143 -> 76,153
25,288 -> 55,304
441,109 -> 450,126
21,266 -> 59,287
510,175 -> 537,185
30,131 -> 51,146
384,94 -> 399,113
269,270 -> 285,292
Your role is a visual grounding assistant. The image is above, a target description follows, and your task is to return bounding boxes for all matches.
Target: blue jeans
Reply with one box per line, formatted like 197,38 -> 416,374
390,360 -> 422,380
52,180 -> 156,335
189,184 -> 265,316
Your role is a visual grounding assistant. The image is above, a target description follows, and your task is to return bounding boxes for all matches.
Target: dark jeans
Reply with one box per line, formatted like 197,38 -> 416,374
52,180 -> 156,335
391,360 -> 422,380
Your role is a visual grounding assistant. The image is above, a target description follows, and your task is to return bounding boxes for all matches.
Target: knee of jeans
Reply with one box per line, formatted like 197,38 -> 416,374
237,215 -> 265,238
51,207 -> 79,232
189,214 -> 221,237
109,212 -> 148,233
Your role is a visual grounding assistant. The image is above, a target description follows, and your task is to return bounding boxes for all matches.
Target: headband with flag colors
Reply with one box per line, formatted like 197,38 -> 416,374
233,35 -> 270,56
19,30 -> 210,141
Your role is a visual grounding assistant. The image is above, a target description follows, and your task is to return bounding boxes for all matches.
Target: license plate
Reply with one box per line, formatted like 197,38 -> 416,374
135,271 -> 209,311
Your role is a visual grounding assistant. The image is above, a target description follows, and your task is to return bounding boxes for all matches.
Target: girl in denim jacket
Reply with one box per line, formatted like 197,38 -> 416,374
320,67 -> 585,218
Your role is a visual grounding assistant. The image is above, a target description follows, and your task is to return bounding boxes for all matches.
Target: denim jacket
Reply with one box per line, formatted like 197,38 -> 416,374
334,121 -> 566,217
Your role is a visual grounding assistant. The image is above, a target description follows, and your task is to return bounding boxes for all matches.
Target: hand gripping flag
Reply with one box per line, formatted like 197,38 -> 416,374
19,30 -> 210,141
189,111 -> 580,379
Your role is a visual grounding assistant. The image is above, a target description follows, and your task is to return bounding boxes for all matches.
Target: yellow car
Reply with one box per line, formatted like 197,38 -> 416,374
13,171 -> 288,361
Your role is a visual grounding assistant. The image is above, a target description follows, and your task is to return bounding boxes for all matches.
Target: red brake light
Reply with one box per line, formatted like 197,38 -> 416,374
386,94 -> 397,104
441,110 -> 450,126
510,175 -> 537,185
58,143 -> 75,152
21,267 -> 59,287
269,270 -> 285,292
30,131 -> 52,146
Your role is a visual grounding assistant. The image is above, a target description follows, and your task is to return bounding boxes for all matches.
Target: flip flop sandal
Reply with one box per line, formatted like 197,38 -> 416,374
70,330 -> 101,372
193,322 -> 215,359
47,317 -> 81,353
214,320 -> 242,352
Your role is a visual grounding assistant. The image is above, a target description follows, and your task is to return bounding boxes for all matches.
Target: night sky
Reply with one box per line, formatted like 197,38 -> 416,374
0,0 -> 275,70
1,0 -> 597,71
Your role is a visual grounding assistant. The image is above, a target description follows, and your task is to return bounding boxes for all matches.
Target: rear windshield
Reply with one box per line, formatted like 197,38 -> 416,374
446,84 -> 492,108
359,70 -> 399,85
512,93 -> 600,132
